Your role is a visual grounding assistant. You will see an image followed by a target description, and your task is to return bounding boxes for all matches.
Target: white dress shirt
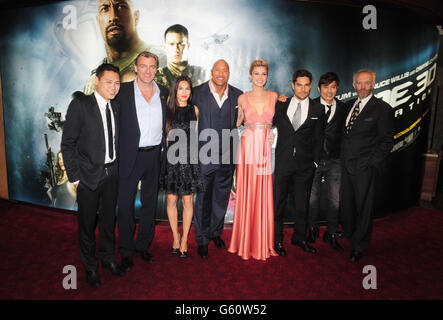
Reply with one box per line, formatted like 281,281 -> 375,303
94,91 -> 116,164
287,96 -> 309,126
134,80 -> 163,147
209,80 -> 229,108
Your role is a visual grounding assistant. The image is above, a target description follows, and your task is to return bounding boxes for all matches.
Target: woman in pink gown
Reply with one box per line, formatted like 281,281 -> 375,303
228,60 -> 278,261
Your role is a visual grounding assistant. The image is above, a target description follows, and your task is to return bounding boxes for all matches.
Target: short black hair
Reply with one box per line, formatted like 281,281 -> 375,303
95,63 -> 120,79
292,69 -> 312,83
318,72 -> 340,87
164,24 -> 189,39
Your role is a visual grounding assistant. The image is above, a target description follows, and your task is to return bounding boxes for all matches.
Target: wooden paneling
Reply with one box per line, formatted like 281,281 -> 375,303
421,153 -> 440,201
0,73 -> 9,199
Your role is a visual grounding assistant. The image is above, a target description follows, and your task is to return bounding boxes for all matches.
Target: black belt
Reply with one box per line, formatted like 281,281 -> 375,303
104,161 -> 116,168
137,145 -> 159,152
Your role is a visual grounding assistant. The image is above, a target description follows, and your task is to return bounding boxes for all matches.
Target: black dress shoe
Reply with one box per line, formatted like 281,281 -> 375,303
291,239 -> 317,253
307,226 -> 319,244
86,270 -> 101,287
350,250 -> 363,262
138,251 -> 154,263
335,230 -> 344,238
323,232 -> 344,252
212,236 -> 226,249
121,256 -> 133,271
101,260 -> 125,276
198,244 -> 208,259
274,242 -> 286,256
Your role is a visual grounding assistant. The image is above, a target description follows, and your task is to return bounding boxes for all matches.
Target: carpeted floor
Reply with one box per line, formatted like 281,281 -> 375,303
0,199 -> 442,300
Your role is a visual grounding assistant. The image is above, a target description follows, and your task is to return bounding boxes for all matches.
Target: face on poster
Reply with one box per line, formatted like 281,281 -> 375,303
0,0 -> 439,211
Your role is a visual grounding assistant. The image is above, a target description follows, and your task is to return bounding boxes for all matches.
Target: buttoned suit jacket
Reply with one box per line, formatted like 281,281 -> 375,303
273,98 -> 325,176
61,92 -> 120,191
341,95 -> 394,175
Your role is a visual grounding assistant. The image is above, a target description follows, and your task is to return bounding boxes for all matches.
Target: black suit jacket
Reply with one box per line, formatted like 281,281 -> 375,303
313,97 -> 350,160
192,81 -> 242,174
115,80 -> 169,178
273,98 -> 325,175
341,95 -> 394,174
61,93 -> 120,191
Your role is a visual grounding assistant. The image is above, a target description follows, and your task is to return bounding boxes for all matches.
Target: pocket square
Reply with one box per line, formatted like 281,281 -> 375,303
364,117 -> 374,121
311,117 -> 318,120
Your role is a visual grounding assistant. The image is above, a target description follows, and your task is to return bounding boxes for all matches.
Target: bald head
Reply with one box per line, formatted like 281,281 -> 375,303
212,59 -> 229,71
211,59 -> 230,87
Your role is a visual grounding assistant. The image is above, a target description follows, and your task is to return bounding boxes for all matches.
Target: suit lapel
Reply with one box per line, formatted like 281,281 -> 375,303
352,96 -> 375,129
228,85 -> 236,126
205,82 -> 212,128
159,85 -> 167,130
128,81 -> 141,138
280,100 -> 294,130
90,94 -> 106,152
296,98 -> 314,131
111,100 -> 119,149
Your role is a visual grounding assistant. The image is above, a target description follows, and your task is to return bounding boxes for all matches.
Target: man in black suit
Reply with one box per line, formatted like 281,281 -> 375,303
308,72 -> 348,252
115,51 -> 169,270
192,59 -> 242,259
61,63 -> 125,287
341,69 -> 394,262
273,69 -> 325,256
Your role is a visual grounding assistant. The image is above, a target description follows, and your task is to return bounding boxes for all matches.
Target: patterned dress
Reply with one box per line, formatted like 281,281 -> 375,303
160,105 -> 204,195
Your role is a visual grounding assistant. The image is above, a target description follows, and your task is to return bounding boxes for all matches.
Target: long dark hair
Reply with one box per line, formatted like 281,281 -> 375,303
166,75 -> 193,134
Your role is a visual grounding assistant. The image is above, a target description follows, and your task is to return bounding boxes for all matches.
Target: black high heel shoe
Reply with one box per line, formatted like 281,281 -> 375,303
179,251 -> 188,258
171,234 -> 181,254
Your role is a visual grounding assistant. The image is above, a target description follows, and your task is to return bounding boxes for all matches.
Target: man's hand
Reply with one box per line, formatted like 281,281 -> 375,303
268,130 -> 276,144
278,94 -> 288,102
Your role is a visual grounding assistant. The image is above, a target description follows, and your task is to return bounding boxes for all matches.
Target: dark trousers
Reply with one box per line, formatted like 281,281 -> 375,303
274,168 -> 314,244
309,158 -> 341,234
76,164 -> 118,272
194,165 -> 234,245
117,147 -> 161,257
340,166 -> 376,252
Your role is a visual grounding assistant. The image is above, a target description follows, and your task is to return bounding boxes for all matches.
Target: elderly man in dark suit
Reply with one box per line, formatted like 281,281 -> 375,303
61,63 -> 124,287
115,51 -> 169,270
273,69 -> 325,256
192,59 -> 242,259
341,69 -> 394,262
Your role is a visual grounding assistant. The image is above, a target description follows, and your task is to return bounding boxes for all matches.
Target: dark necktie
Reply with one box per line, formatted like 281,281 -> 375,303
325,104 -> 332,121
106,103 -> 114,160
346,101 -> 360,133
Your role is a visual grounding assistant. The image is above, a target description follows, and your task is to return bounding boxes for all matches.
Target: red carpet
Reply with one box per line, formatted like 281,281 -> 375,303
0,199 -> 442,300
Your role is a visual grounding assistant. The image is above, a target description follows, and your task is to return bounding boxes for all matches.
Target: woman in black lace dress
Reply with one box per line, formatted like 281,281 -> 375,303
161,75 -> 204,258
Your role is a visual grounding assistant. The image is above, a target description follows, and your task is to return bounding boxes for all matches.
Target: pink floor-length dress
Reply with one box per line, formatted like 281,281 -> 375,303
228,92 -> 278,261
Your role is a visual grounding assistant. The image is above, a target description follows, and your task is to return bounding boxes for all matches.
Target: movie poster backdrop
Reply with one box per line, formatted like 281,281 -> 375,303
0,0 -> 439,221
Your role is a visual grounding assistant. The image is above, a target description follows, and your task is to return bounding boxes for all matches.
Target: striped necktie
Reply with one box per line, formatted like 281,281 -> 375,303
346,101 -> 360,133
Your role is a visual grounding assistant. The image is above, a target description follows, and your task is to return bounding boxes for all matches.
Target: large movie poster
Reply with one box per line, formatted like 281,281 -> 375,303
0,0 -> 439,219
